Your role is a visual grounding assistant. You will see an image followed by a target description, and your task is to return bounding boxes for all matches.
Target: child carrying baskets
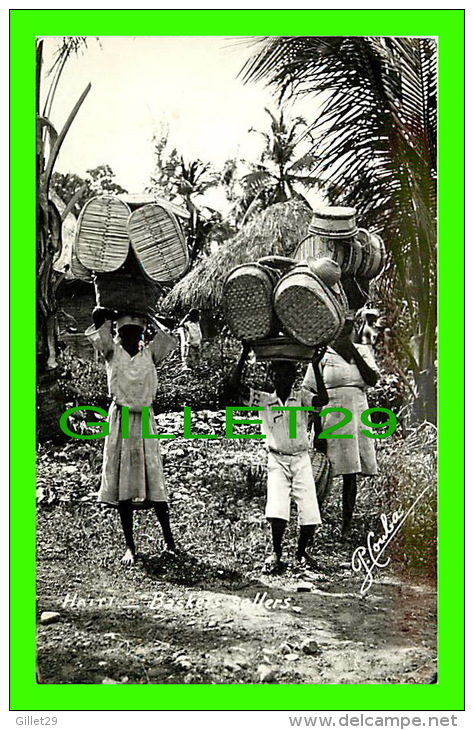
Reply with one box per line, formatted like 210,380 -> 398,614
86,307 -> 179,565
230,344 -> 329,574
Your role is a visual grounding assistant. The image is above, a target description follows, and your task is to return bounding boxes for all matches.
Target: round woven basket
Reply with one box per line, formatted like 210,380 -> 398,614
223,263 -> 278,340
307,257 -> 341,288
308,206 -> 357,238
356,229 -> 386,279
309,449 -> 332,504
128,203 -> 189,284
369,233 -> 386,279
293,234 -> 359,275
250,336 -> 315,362
75,196 -> 131,272
273,266 -> 345,346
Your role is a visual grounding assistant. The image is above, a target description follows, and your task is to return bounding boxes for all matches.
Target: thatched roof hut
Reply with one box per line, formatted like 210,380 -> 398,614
163,199 -> 311,313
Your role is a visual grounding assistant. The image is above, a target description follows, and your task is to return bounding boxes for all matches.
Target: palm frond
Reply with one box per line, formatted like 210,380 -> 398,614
240,35 -> 437,417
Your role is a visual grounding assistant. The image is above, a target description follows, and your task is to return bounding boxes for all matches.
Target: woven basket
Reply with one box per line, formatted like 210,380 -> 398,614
70,245 -> 93,282
127,204 -> 189,283
356,229 -> 386,279
323,280 -> 348,333
309,206 -> 357,238
273,266 -> 345,346
75,196 -> 131,272
223,263 -> 278,340
250,336 -> 314,362
309,449 -> 332,504
293,234 -> 359,275
307,257 -> 341,288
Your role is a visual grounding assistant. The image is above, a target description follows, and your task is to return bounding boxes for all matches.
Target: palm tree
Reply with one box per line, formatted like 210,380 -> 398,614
149,135 -> 223,262
241,37 -> 437,423
238,107 -> 319,224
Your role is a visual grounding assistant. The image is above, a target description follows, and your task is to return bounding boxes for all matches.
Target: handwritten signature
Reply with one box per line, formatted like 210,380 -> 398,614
351,484 -> 432,595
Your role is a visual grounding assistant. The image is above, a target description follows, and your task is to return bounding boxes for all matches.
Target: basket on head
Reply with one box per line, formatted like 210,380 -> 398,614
75,196 -> 131,272
127,203 -> 189,284
273,265 -> 346,346
223,263 -> 279,340
250,336 -> 315,362
356,229 -> 386,279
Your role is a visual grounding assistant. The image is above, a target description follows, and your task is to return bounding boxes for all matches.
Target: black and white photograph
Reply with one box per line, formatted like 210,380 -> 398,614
36,35 -> 438,686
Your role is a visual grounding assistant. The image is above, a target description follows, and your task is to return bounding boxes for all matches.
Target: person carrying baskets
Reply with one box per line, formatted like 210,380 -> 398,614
85,307 -> 180,566
229,343 -> 329,574
303,313 -> 379,538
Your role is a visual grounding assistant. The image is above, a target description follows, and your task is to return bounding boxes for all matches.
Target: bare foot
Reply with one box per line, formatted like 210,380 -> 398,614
121,548 -> 136,566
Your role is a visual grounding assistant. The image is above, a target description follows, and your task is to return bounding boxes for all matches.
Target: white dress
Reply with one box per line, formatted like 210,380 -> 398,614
303,345 -> 378,476
86,322 -> 178,507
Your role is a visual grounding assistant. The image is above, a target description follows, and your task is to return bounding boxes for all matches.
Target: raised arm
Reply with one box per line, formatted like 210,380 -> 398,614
228,341 -> 252,402
85,307 -> 116,359
302,346 -> 329,408
310,346 -> 329,407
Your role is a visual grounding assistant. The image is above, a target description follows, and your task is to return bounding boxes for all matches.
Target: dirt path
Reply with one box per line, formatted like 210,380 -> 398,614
37,547 -> 436,685
36,414 -> 437,685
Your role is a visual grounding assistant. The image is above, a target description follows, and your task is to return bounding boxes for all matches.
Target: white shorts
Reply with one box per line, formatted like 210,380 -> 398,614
265,450 -> 322,525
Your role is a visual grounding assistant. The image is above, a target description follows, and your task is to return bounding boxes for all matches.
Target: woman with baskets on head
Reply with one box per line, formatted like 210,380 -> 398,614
303,312 -> 379,538
85,307 -> 180,566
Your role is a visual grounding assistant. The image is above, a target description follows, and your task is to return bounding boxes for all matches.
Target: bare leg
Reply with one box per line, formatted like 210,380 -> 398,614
154,502 -> 176,551
342,474 -> 357,537
269,517 -> 287,560
263,518 -> 287,573
297,524 -> 316,560
118,500 -> 136,565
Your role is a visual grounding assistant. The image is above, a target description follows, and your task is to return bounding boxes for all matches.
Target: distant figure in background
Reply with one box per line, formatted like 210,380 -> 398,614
358,308 -> 382,349
86,308 -> 179,566
178,308 -> 203,370
303,314 -> 379,538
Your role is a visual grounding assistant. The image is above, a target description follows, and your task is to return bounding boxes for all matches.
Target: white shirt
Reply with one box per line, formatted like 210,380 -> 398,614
246,387 -> 314,454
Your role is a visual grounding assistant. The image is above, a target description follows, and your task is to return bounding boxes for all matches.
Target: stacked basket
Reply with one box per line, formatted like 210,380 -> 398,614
293,206 -> 386,311
223,206 -> 386,362
73,196 -> 189,314
223,254 -> 347,362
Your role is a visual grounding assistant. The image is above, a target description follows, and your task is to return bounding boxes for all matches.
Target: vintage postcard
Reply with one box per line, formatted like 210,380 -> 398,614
10,8 -> 464,715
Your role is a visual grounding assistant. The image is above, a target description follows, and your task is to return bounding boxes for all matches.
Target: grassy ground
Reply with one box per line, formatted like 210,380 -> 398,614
36,411 -> 437,685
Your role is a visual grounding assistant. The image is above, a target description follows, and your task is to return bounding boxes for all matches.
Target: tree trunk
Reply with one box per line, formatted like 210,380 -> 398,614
36,366 -> 65,442
36,196 -> 65,442
413,365 -> 437,426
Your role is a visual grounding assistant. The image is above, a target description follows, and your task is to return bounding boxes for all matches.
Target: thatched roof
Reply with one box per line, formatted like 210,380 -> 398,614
163,199 -> 312,312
